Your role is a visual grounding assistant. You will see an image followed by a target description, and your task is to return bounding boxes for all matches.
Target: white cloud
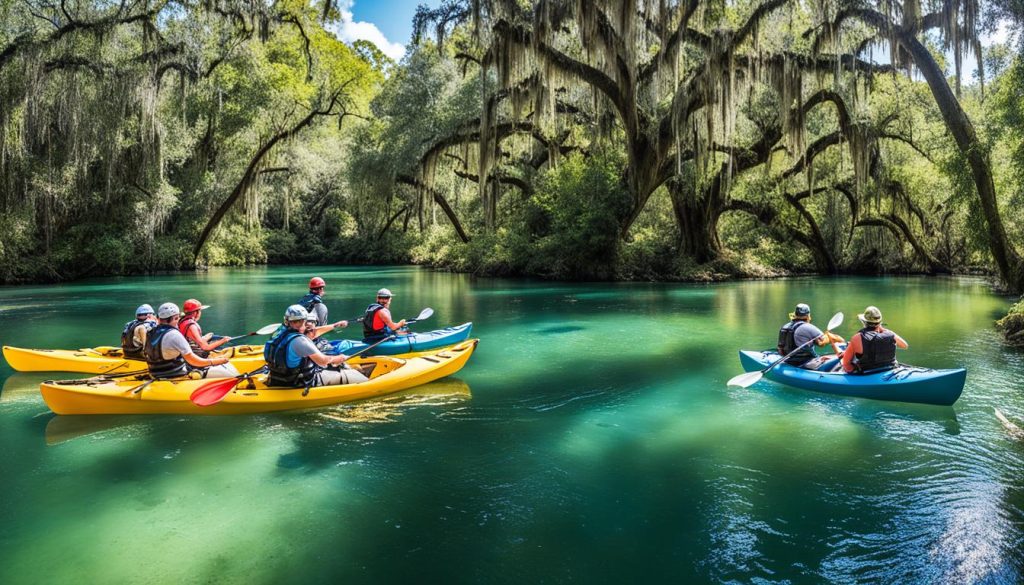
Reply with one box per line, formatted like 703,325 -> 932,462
333,0 -> 406,61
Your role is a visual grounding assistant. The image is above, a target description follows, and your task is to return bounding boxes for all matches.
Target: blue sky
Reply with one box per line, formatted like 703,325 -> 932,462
335,0 -> 431,60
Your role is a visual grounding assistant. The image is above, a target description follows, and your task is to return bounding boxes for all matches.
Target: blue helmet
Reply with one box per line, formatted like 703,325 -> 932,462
136,304 -> 155,317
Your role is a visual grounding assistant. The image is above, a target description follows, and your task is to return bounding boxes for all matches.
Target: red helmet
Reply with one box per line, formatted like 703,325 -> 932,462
309,276 -> 326,289
182,299 -> 209,313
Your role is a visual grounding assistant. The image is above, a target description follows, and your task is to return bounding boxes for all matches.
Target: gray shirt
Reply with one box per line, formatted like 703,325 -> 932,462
792,321 -> 824,350
290,334 -> 320,359
311,303 -> 328,328
159,328 -> 194,360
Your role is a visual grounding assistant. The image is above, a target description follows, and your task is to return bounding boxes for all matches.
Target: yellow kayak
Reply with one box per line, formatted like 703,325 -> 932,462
3,343 -> 460,375
39,340 -> 478,415
3,344 -> 267,375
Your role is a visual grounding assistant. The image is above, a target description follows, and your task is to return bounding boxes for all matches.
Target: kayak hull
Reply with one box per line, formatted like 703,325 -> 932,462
3,323 -> 472,374
3,345 -> 266,375
40,340 -> 478,415
326,322 -> 473,357
737,350 -> 966,406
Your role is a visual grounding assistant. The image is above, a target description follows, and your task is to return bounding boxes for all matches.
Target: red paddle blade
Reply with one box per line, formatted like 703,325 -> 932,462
189,377 -> 242,407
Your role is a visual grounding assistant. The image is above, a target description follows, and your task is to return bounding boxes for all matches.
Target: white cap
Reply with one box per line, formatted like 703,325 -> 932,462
284,304 -> 310,322
157,302 -> 180,319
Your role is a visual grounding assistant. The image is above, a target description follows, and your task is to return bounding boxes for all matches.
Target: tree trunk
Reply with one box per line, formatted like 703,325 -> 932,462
192,90 -> 344,263
669,183 -> 722,264
900,32 -> 1024,291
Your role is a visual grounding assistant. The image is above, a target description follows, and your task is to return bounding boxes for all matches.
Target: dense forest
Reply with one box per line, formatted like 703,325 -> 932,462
3,0 -> 1024,338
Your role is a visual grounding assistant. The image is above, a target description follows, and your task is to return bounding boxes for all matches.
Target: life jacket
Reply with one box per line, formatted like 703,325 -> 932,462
363,303 -> 388,340
299,293 -> 323,315
144,324 -> 189,379
264,329 -> 319,388
852,327 -> 897,373
121,319 -> 155,359
777,320 -> 816,365
177,314 -> 208,357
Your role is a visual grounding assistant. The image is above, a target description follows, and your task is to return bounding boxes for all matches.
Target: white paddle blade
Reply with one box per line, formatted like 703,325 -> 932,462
826,312 -> 844,331
257,323 -> 282,335
415,307 -> 434,321
727,371 -> 764,388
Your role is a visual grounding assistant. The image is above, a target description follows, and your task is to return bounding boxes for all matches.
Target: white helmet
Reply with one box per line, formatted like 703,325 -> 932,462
157,302 -> 180,319
377,288 -> 393,298
284,304 -> 309,322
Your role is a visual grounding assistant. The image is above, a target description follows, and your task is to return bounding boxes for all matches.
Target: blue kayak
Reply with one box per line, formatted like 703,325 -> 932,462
737,350 -> 966,406
326,323 -> 473,357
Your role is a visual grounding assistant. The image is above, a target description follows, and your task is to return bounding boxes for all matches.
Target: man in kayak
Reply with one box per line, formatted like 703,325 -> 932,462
121,304 -> 157,359
178,298 -> 231,358
778,303 -> 844,367
145,303 -> 239,379
298,276 -> 348,351
264,305 -> 367,389
363,288 -> 410,342
841,306 -> 908,374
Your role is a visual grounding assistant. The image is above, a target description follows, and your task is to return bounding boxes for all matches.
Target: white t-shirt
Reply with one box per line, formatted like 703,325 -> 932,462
159,328 -> 194,360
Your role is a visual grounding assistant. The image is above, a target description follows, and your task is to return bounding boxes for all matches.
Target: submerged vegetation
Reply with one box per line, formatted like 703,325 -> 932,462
2,0 -> 1024,334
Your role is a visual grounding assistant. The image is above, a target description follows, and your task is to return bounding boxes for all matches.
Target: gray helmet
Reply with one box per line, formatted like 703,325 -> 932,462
157,302 -> 180,319
376,288 -> 393,298
284,304 -> 309,322
794,303 -> 811,317
136,304 -> 155,317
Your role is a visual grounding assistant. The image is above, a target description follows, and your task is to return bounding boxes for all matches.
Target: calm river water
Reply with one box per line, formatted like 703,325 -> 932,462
0,266 -> 1022,583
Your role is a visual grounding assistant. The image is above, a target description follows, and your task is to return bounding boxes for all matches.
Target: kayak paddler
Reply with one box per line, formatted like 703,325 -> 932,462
777,303 -> 844,367
841,306 -> 908,374
363,288 -> 409,343
121,304 -> 157,359
264,305 -> 368,389
145,303 -> 239,379
178,298 -> 230,358
298,276 -> 348,351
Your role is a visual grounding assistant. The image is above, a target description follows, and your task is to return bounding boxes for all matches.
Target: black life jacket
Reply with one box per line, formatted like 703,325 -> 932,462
121,319 -> 156,359
853,327 -> 898,373
144,324 -> 189,379
363,303 -> 387,340
264,329 -> 319,388
299,293 -> 323,315
177,314 -> 208,357
777,320 -> 816,365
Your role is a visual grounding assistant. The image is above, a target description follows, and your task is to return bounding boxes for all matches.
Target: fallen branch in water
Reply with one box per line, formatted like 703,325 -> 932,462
995,408 -> 1024,440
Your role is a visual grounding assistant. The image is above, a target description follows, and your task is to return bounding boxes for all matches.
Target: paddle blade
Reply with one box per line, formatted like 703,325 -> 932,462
257,322 -> 282,335
727,371 -> 764,388
415,308 -> 434,322
826,312 -> 844,331
190,378 -> 242,407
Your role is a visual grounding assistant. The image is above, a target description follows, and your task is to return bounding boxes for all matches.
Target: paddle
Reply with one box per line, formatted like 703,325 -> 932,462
224,322 -> 283,343
727,312 -> 844,389
188,366 -> 269,406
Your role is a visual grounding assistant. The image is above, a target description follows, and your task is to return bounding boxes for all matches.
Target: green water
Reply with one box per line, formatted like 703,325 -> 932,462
1,267 -> 1022,583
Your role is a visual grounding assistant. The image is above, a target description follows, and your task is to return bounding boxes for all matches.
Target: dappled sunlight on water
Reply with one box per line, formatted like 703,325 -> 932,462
0,268 -> 1022,583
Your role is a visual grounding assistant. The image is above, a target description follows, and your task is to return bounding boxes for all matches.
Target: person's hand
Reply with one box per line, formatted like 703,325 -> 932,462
203,332 -> 214,341
333,354 -> 348,365
397,319 -> 407,328
333,320 -> 348,329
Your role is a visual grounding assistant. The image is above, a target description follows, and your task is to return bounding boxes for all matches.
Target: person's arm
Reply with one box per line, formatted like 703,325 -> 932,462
893,332 -> 909,349
134,325 -> 148,347
309,351 -> 349,368
841,334 -> 861,373
183,351 -> 230,368
378,308 -> 407,335
312,321 -> 347,338
186,323 -> 230,351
